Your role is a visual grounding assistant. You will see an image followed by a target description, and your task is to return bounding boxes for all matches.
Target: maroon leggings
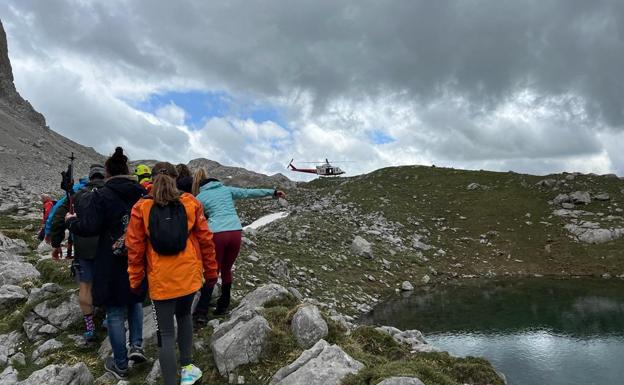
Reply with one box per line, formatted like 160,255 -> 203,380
213,230 -> 242,284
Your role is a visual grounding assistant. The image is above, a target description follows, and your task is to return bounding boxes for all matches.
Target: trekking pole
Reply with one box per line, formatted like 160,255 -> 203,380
61,152 -> 76,213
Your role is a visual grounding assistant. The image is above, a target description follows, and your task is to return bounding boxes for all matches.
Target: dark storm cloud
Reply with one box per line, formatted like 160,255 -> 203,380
1,0 -> 623,175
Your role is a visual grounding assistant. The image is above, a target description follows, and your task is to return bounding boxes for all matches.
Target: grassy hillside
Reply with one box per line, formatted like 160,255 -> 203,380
233,165 -> 624,314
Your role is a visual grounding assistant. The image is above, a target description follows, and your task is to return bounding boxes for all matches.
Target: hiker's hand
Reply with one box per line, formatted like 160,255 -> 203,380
65,212 -> 77,221
130,286 -> 143,296
51,248 -> 62,260
275,190 -> 286,199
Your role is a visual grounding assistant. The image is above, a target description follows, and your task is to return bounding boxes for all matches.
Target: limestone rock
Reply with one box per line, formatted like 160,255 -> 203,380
17,363 -> 93,385
0,261 -> 40,285
466,183 -> 480,190
564,224 -> 624,244
594,193 -> 610,201
291,304 -> 328,348
27,283 -> 63,305
231,284 -> 291,317
32,338 -> 63,360
0,203 -> 18,215
377,378 -> 425,385
0,232 -> 28,255
400,281 -> 414,291
33,295 -> 81,330
270,339 -> 363,385
0,284 -> 28,309
570,191 -> 591,205
376,326 -> 439,353
351,236 -> 373,259
211,314 -> 271,376
0,366 -> 18,385
36,241 -> 53,254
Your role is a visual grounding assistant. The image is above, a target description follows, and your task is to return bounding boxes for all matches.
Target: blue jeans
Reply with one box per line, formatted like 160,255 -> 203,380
106,303 -> 143,369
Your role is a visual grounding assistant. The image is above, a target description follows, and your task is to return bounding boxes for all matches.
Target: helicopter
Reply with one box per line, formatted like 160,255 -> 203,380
287,159 -> 346,177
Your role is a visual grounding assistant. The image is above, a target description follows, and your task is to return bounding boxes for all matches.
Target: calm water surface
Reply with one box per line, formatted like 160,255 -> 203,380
362,279 -> 624,385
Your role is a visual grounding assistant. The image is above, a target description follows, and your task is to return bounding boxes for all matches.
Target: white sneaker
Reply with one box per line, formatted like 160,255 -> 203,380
180,364 -> 202,385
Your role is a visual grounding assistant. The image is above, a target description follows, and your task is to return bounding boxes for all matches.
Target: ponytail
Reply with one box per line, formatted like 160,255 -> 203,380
192,168 -> 207,196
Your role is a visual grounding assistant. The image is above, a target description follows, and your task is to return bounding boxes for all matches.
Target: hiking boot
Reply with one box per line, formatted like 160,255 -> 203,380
83,330 -> 96,344
192,311 -> 209,328
128,345 -> 147,363
104,356 -> 128,380
213,283 -> 231,316
180,364 -> 202,385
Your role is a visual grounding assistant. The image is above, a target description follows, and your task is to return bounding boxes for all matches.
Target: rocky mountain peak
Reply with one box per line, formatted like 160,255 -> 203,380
0,20 -> 45,127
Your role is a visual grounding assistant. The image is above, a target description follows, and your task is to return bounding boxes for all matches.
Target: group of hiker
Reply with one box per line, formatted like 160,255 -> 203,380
39,147 -> 286,385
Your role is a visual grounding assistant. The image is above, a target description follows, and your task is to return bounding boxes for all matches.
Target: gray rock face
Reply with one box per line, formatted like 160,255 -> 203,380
27,283 -> 63,305
32,338 -> 63,360
570,191 -> 591,205
0,203 -> 18,215
211,314 -> 271,376
33,295 -> 81,330
0,331 -> 23,358
145,360 -> 161,385
291,305 -> 328,348
351,236 -> 373,259
564,223 -> 624,244
376,326 -> 439,353
377,377 -> 425,385
400,281 -> 414,291
231,283 -> 291,317
16,363 -> 93,385
0,284 -> 28,309
0,366 -> 18,385
270,339 -> 364,385
0,261 -> 40,285
0,232 -> 28,255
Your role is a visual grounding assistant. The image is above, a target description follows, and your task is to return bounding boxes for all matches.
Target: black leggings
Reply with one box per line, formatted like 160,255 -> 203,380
153,293 -> 195,385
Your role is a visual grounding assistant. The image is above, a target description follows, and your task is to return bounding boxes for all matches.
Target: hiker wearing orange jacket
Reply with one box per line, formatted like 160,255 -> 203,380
125,162 -> 217,385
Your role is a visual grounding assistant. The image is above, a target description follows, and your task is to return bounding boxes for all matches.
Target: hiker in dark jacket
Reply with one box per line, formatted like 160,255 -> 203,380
66,147 -> 147,380
49,164 -> 106,343
175,163 -> 193,194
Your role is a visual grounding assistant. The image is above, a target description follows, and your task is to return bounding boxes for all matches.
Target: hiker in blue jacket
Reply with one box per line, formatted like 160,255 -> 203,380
44,178 -> 87,259
191,167 -> 286,323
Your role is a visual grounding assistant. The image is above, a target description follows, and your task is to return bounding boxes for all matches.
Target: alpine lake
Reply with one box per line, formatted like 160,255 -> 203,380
361,278 -> 624,385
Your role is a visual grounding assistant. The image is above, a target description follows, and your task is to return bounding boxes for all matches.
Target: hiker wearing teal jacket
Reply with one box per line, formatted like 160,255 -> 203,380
195,180 -> 276,232
192,171 -> 286,322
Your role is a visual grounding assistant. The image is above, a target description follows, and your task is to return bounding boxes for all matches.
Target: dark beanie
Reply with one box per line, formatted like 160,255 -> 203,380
89,164 -> 105,179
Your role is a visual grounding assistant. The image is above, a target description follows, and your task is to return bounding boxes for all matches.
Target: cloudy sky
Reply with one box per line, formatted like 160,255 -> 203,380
1,0 -> 624,179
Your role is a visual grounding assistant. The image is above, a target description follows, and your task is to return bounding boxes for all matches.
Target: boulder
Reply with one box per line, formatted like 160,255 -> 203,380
377,378 -> 425,385
0,284 -> 28,309
564,224 -> 624,244
231,283 -> 291,317
351,236 -> 373,259
0,261 -> 40,285
400,281 -> 414,291
466,183 -> 480,190
536,179 -> 556,188
270,339 -> 363,385
22,312 -> 47,341
291,304 -> 328,348
0,366 -> 18,385
27,283 -> 63,305
0,232 -> 28,255
33,295 -> 81,330
0,331 -> 22,358
376,326 -> 439,353
421,275 -> 431,284
594,193 -> 610,201
36,241 -> 53,254
0,203 -> 18,215
211,314 -> 271,376
17,363 -> 93,385
570,191 -> 591,205
32,338 -> 63,360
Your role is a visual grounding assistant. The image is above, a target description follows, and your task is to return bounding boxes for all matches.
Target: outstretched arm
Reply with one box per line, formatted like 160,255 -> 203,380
228,186 -> 277,200
126,202 -> 147,289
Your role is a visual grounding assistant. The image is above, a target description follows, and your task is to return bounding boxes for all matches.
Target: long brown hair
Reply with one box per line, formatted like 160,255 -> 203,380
151,162 -> 180,206
176,164 -> 191,179
191,168 -> 207,196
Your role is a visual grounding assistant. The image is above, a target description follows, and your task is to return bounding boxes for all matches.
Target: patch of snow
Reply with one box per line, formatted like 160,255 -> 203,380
243,212 -> 289,230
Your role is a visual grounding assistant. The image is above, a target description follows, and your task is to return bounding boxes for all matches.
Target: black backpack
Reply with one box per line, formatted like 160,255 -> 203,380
148,200 -> 189,255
